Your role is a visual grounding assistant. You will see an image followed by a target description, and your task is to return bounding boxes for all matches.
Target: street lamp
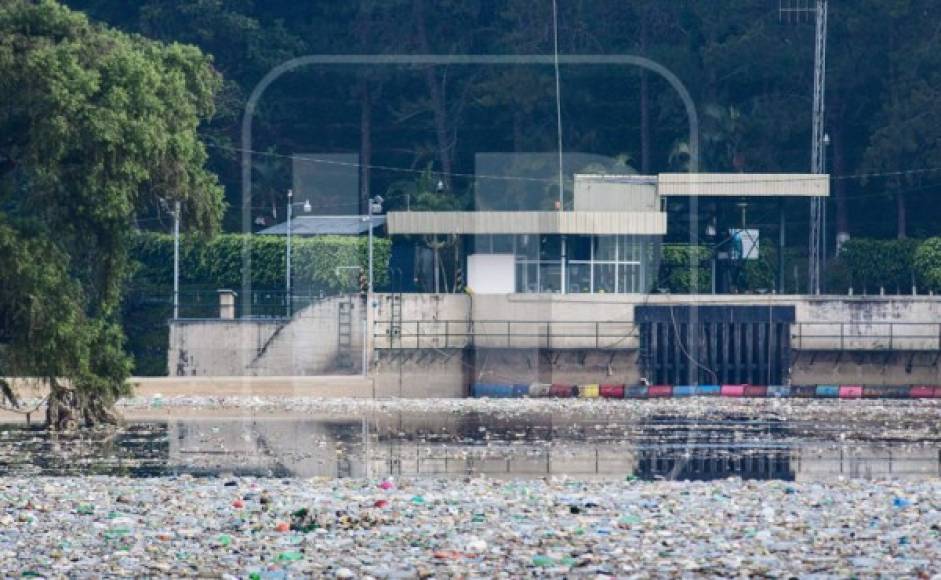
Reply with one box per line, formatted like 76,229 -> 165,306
285,189 -> 312,318
362,195 -> 383,376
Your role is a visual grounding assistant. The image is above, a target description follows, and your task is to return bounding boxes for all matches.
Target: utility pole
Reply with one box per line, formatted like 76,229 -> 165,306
780,0 -> 829,295
808,0 -> 828,295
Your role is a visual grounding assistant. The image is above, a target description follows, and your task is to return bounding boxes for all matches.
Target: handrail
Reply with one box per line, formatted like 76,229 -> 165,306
791,321 -> 941,351
374,319 -> 639,350
375,319 -> 941,351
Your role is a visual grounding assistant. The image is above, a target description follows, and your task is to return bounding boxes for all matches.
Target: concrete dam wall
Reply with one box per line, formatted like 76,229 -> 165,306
169,293 -> 941,395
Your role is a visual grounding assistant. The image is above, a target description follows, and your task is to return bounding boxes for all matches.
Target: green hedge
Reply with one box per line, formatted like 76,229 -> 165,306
131,232 -> 391,292
657,244 -> 713,293
838,238 -> 919,293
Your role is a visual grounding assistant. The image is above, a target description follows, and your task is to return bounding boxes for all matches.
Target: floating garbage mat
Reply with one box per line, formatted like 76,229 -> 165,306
0,476 -> 938,577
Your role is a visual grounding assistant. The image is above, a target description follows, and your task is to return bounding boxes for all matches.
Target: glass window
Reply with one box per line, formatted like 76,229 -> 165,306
595,236 -> 617,261
567,262 -> 591,294
540,263 -> 561,293
619,263 -> 642,293
567,236 -> 591,261
516,261 -> 539,293
516,234 -> 538,260
593,263 -> 616,293
493,235 -> 514,253
539,235 -> 561,260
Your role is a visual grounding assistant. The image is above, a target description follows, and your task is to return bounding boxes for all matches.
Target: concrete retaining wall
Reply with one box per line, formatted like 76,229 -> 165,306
169,293 -> 941,390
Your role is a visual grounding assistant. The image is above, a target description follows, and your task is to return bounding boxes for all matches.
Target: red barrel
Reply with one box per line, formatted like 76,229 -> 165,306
744,385 -> 768,397
549,384 -> 576,398
647,385 -> 672,398
838,385 -> 863,399
720,385 -> 745,397
599,384 -> 625,398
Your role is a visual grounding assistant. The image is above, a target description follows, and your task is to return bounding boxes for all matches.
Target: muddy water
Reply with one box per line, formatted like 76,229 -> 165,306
0,412 -> 938,481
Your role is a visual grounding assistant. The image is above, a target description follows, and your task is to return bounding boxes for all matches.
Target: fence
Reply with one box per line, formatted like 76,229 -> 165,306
792,322 -> 941,351
373,319 -> 639,350
375,319 -> 941,352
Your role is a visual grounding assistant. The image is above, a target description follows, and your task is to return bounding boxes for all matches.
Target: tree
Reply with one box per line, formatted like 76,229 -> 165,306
0,0 -> 223,428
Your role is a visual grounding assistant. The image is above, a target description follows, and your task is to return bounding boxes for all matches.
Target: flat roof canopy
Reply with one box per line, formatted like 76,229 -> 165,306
658,173 -> 829,197
386,211 -> 666,235
257,215 -> 386,235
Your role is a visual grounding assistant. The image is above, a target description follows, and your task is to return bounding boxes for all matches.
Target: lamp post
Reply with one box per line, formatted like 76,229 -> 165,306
285,189 -> 312,318
362,195 -> 383,376
173,201 -> 180,320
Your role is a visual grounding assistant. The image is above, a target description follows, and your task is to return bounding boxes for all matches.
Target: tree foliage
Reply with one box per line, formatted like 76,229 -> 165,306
0,1 -> 223,427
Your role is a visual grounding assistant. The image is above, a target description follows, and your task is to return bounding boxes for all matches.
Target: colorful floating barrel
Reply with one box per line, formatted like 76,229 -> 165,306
910,385 -> 936,399
512,384 -> 530,398
791,385 -> 818,398
672,385 -> 695,397
599,384 -> 625,398
647,385 -> 672,398
528,383 -> 551,398
838,385 -> 863,399
625,385 -> 649,399
816,385 -> 839,398
549,384 -> 577,398
744,385 -> 768,397
472,384 -> 514,398
695,385 -> 720,396
720,384 -> 746,397
766,385 -> 791,398
578,384 -> 600,398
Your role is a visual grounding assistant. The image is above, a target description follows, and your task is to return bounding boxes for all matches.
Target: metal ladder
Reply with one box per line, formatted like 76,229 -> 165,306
389,293 -> 402,346
336,298 -> 354,369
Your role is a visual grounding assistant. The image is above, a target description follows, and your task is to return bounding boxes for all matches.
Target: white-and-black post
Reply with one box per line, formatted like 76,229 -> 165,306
173,201 -> 180,320
286,189 -> 293,318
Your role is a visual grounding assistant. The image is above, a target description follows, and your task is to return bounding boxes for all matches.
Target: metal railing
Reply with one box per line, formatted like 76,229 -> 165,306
373,319 -> 639,350
792,321 -> 941,351
375,319 -> 941,352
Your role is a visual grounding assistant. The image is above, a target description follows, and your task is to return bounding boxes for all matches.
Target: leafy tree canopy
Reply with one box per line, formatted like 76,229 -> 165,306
0,0 -> 223,427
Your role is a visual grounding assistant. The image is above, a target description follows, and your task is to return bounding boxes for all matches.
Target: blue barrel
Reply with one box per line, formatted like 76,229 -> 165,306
673,385 -> 695,397
512,384 -> 530,397
472,384 -> 514,398
695,385 -> 720,396
625,385 -> 648,399
767,385 -> 791,398
816,384 -> 839,398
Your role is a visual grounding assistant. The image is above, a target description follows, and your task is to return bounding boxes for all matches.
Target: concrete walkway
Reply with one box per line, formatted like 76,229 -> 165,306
130,376 -> 376,398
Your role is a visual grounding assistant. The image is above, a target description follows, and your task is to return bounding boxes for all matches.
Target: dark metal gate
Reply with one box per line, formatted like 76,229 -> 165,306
637,305 -> 795,385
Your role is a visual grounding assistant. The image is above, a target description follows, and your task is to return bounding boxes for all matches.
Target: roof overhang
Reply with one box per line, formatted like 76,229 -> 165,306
386,211 -> 667,235
658,173 -> 829,197
258,215 -> 386,235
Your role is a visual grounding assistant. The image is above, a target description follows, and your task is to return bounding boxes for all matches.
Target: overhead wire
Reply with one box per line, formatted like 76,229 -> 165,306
206,142 -> 941,186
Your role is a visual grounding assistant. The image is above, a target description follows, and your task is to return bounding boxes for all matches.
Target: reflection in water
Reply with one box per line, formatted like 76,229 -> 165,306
0,414 -> 937,482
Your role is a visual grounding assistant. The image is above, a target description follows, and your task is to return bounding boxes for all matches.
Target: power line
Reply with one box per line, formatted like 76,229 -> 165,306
207,143 -> 941,187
